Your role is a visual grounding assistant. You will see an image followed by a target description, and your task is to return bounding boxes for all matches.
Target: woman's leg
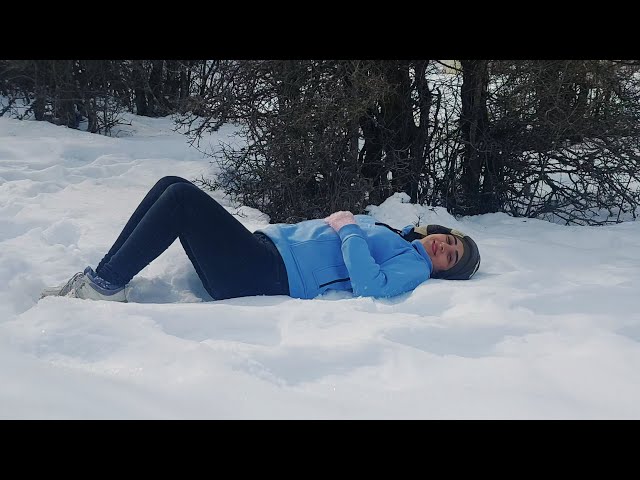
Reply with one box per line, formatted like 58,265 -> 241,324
96,176 -> 191,275
96,180 -> 288,300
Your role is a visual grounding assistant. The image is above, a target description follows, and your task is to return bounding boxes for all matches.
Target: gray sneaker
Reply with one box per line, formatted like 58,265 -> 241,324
40,267 -> 128,302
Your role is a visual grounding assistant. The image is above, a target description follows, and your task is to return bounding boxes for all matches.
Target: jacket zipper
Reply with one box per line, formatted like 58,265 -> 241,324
319,277 -> 350,288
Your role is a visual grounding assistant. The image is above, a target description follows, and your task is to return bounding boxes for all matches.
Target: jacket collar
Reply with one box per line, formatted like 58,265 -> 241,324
411,239 -> 433,274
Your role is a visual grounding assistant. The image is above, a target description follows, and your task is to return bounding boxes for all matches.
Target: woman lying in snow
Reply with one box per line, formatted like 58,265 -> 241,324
40,176 -> 481,302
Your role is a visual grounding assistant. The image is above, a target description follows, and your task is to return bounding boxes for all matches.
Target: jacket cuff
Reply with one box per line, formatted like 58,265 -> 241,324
337,223 -> 364,241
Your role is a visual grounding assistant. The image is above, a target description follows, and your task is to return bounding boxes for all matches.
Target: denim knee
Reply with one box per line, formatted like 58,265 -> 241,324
164,181 -> 202,202
155,176 -> 190,190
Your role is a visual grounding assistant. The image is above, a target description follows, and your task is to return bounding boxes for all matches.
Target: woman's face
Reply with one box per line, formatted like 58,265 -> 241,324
421,233 -> 465,274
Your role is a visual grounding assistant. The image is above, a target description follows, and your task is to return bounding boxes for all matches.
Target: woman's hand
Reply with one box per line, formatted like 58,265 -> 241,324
324,211 -> 356,232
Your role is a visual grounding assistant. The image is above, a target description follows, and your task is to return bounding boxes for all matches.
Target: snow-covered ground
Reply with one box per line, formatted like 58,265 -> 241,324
1,114 -> 639,419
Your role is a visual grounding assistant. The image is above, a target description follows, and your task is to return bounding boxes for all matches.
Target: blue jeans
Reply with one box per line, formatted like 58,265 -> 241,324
95,176 -> 289,300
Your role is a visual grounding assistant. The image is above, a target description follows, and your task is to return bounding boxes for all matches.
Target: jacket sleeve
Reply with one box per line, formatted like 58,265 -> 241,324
337,224 -> 429,298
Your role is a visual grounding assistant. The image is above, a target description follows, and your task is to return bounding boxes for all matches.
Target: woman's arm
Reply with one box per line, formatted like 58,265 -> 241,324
325,212 -> 429,297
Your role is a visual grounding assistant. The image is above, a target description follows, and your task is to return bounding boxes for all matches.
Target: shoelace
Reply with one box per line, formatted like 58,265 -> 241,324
58,272 -> 85,296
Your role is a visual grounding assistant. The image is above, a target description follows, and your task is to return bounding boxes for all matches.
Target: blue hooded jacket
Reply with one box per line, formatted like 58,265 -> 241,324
257,215 -> 433,299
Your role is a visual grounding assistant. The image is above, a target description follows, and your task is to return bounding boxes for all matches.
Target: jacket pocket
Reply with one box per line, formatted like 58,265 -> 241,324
313,265 -> 350,289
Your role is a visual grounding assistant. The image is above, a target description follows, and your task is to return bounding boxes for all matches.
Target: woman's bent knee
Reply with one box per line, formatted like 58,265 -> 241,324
155,176 -> 191,190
